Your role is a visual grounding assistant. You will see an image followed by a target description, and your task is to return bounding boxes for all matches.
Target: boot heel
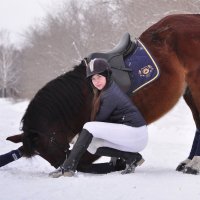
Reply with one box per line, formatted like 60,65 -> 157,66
137,158 -> 145,166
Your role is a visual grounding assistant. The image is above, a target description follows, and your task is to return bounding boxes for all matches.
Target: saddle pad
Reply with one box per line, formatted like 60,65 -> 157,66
124,39 -> 160,93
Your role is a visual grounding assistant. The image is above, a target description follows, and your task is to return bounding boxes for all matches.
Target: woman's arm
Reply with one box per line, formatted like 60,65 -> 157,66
95,92 -> 117,121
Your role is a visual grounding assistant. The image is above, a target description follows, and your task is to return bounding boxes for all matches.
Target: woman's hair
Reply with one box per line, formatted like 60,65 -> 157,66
90,71 -> 112,120
86,58 -> 112,120
90,88 -> 101,121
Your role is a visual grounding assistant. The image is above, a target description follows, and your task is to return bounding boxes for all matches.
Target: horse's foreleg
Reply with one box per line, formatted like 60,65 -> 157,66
0,147 -> 23,167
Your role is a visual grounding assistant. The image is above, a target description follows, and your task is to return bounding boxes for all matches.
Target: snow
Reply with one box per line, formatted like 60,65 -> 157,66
0,98 -> 200,200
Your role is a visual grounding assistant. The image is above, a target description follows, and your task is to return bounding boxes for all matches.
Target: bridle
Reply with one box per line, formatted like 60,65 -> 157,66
48,131 -> 70,154
23,128 -> 70,156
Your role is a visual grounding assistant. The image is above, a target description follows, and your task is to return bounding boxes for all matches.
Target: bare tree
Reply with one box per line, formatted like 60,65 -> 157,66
19,0 -> 200,99
20,0 -> 118,98
0,30 -> 21,98
110,0 -> 200,37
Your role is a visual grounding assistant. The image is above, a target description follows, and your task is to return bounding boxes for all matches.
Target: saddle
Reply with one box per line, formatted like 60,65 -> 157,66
86,32 -> 137,93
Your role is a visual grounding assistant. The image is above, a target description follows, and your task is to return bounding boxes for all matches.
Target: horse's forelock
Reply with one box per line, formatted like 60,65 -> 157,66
22,129 -> 38,157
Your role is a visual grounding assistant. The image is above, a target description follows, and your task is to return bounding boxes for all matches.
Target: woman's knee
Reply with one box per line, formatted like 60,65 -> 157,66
83,122 -> 95,132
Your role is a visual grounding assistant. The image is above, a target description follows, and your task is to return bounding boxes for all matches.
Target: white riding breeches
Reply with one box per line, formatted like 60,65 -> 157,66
83,121 -> 148,154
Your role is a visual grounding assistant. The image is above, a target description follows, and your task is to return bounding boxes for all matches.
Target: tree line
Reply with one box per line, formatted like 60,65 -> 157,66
0,0 -> 199,99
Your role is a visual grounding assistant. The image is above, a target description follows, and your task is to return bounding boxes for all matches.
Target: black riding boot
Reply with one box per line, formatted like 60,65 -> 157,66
95,147 -> 144,174
49,129 -> 93,178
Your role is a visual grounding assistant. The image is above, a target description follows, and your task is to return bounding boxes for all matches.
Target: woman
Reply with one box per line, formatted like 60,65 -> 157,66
49,58 -> 148,178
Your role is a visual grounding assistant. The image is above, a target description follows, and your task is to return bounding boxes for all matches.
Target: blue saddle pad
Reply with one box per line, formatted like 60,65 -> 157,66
124,39 -> 160,93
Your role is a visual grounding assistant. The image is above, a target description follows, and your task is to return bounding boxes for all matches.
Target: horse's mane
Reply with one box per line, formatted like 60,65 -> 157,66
22,63 -> 89,130
21,62 -> 90,157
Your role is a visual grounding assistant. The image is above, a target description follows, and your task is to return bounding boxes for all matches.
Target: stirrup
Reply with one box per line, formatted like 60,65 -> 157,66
121,157 -> 145,175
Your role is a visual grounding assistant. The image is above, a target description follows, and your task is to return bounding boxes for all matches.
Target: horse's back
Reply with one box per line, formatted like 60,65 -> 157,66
142,14 -> 200,32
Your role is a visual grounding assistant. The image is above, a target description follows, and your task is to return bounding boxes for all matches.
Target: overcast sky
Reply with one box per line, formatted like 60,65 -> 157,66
0,0 -> 66,44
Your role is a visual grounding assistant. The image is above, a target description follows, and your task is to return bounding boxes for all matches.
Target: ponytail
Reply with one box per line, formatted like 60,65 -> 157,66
89,71 -> 112,120
90,88 -> 101,121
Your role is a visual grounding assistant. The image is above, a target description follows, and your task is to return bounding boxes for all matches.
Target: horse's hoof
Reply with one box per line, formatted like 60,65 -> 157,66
183,167 -> 199,175
176,163 -> 186,172
63,170 -> 75,177
49,167 -> 75,178
49,167 -> 64,178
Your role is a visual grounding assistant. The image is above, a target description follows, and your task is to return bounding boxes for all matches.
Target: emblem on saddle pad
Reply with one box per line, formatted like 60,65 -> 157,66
139,65 -> 154,78
124,39 -> 160,93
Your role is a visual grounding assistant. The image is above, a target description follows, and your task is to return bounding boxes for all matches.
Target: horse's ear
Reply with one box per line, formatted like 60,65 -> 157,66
6,133 -> 23,143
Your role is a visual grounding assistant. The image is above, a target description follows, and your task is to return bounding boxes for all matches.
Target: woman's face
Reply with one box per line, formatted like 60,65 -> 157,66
91,74 -> 106,90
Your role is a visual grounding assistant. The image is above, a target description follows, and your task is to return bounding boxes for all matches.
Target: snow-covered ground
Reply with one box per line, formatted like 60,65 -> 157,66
0,98 -> 200,200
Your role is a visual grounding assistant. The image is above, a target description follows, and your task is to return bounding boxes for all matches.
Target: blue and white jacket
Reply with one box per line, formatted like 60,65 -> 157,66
95,81 -> 146,127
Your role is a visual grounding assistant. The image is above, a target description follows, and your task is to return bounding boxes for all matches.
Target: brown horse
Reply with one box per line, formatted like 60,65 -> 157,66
3,14 -> 200,175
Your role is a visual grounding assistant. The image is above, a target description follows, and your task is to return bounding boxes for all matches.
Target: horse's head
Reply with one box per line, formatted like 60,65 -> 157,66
19,62 -> 93,168
7,126 -> 69,168
22,126 -> 72,168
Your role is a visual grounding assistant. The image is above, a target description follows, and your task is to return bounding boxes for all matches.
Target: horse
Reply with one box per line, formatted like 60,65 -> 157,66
2,14 -> 200,175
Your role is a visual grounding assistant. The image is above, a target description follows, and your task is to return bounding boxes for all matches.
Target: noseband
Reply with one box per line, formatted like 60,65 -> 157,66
24,128 -> 70,155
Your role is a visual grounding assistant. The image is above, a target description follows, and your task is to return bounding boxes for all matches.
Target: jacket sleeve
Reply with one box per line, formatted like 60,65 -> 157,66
95,92 -> 117,122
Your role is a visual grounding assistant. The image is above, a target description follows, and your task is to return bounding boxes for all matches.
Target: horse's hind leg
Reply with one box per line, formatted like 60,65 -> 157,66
176,87 -> 200,174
